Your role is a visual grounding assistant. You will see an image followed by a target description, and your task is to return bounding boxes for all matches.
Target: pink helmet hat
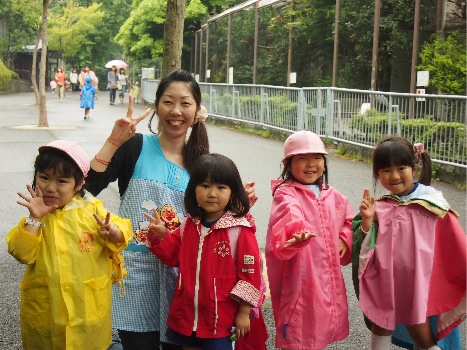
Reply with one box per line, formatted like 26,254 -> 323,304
39,140 -> 90,177
283,130 -> 328,162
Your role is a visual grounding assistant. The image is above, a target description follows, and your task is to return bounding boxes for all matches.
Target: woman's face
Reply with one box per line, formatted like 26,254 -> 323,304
156,82 -> 198,139
111,66 -> 116,71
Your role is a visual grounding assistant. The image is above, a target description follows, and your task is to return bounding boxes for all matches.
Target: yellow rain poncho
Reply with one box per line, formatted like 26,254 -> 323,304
6,193 -> 132,350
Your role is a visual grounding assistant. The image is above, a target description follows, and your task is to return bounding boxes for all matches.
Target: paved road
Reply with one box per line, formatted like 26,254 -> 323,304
0,92 -> 465,349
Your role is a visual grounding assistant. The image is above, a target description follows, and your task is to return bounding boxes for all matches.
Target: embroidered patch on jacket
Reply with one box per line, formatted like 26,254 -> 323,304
243,255 -> 254,265
213,240 -> 231,257
79,232 -> 95,253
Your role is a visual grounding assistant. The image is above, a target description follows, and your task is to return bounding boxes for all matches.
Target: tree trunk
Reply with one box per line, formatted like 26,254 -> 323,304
31,29 -> 41,106
38,0 -> 49,127
161,0 -> 185,77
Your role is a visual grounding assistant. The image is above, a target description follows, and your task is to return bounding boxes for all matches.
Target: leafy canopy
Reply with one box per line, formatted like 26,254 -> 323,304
418,32 -> 466,95
48,2 -> 105,59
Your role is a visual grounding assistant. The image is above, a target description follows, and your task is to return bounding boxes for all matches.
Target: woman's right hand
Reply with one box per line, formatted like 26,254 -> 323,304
108,96 -> 152,147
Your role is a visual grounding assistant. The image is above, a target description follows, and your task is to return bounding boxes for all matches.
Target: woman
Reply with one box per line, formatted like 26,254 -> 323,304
86,69 -> 256,350
118,68 -> 129,104
54,67 -> 67,102
70,68 -> 79,92
107,65 -> 118,105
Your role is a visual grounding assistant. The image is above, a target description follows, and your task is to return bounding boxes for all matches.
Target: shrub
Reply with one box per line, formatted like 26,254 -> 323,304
0,60 -> 19,91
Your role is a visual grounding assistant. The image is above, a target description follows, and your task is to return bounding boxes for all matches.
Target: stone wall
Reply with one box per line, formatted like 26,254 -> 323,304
0,80 -> 33,95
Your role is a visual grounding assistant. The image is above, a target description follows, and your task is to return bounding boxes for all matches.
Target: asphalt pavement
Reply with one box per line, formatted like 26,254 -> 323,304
0,91 -> 465,349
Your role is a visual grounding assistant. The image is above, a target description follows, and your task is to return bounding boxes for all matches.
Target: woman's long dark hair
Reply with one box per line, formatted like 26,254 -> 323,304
148,69 -> 209,171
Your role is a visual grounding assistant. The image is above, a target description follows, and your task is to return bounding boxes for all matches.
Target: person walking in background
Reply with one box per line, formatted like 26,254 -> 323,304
70,68 -> 79,92
78,67 -> 86,90
6,140 -> 133,350
266,130 -> 354,349
130,82 -> 141,104
107,65 -> 118,105
353,136 -> 466,350
54,67 -> 67,102
144,153 -> 262,349
81,76 -> 97,120
118,68 -> 129,104
85,69 -> 257,350
49,79 -> 57,93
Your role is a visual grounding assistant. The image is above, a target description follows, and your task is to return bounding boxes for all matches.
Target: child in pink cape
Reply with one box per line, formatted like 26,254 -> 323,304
353,136 -> 466,350
266,130 -> 354,349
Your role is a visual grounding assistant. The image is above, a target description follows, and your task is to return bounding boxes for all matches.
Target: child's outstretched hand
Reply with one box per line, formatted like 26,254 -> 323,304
94,212 -> 124,243
17,184 -> 57,220
285,232 -> 316,247
143,209 -> 167,242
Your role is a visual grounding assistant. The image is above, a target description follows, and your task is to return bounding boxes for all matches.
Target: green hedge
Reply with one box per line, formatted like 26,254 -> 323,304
349,109 -> 465,163
0,60 -> 19,91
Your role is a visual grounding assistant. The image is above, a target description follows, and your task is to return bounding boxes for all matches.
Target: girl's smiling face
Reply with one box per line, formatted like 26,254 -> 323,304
290,153 -> 325,185
378,164 -> 416,196
156,82 -> 198,138
35,167 -> 83,209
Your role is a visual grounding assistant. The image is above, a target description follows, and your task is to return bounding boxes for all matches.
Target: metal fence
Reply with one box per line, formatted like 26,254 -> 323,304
141,79 -> 467,169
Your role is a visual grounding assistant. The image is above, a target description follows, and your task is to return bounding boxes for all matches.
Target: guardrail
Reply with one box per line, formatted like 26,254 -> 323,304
141,79 -> 466,169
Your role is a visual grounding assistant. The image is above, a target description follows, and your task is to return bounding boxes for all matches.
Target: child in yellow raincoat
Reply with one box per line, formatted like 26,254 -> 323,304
130,81 -> 142,103
6,140 -> 133,350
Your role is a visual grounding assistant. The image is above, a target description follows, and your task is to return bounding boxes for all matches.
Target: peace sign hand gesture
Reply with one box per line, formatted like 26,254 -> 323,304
143,209 -> 167,242
94,212 -> 124,243
107,95 -> 152,147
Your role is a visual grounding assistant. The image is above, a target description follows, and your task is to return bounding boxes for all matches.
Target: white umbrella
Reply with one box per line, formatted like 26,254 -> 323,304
105,59 -> 128,68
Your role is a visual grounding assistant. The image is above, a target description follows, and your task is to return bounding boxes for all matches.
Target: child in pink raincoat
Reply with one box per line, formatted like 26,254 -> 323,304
266,130 -> 354,349
353,136 -> 466,350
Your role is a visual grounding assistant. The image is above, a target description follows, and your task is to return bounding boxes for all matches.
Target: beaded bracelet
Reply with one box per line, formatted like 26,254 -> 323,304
25,216 -> 44,228
360,223 -> 372,235
94,155 -> 111,166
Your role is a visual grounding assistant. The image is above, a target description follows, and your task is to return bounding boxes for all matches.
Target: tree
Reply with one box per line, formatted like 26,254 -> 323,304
48,2 -> 104,65
418,31 -> 466,95
0,0 -> 40,67
34,0 -> 49,127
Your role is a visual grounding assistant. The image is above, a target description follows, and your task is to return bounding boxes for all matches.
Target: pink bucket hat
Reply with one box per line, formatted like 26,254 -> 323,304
283,130 -> 328,162
39,140 -> 90,177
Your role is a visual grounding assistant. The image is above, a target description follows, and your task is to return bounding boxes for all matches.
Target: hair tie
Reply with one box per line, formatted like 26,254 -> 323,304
413,142 -> 425,162
195,105 -> 208,123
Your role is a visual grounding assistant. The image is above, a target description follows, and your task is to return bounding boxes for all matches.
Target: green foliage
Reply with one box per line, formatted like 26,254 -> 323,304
48,2 -> 105,60
418,32 -> 467,95
350,109 -> 466,163
0,59 -> 19,91
0,0 -> 39,63
115,0 -> 209,62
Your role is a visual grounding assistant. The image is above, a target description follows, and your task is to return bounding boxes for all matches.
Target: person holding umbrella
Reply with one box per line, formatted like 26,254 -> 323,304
107,65 -> 119,105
